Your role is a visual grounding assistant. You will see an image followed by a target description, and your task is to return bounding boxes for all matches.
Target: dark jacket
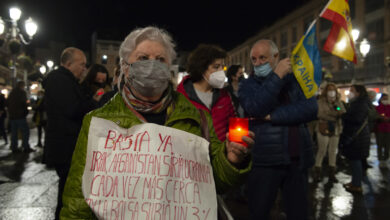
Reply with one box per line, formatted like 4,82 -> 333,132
42,66 -> 98,166
33,96 -> 46,126
0,93 -> 7,118
340,96 -> 371,160
239,72 -> 318,169
7,87 -> 28,120
98,85 -> 118,107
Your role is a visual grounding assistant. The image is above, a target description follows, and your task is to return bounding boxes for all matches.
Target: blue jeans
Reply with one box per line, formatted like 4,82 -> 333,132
349,159 -> 363,187
247,163 -> 309,220
10,118 -> 30,150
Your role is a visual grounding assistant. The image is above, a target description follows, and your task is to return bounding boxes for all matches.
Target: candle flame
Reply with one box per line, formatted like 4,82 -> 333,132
237,127 -> 241,131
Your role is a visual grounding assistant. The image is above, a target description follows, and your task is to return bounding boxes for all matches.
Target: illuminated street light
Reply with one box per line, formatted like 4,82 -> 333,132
25,17 -> 38,38
39,65 -> 46,74
352,29 -> 360,42
47,60 -> 54,70
359,38 -> 370,58
0,18 -> 4,34
1,7 -> 38,88
9,8 -> 21,21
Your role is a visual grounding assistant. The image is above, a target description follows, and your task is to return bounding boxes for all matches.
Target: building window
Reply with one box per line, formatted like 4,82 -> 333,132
303,15 -> 313,31
280,50 -> 288,59
272,36 -> 278,46
281,31 -> 288,49
292,26 -> 297,43
320,19 -> 332,32
366,18 -> 384,43
364,49 -> 384,67
365,0 -> 384,14
349,0 -> 355,19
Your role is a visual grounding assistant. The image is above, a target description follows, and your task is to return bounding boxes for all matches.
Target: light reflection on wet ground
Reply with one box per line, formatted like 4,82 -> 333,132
0,129 -> 389,220
226,137 -> 390,220
0,129 -> 57,220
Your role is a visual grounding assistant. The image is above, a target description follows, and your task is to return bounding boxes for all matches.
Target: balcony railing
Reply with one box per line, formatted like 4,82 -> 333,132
332,64 -> 388,85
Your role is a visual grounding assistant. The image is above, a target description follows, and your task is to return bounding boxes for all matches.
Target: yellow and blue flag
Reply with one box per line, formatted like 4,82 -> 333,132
291,21 -> 322,99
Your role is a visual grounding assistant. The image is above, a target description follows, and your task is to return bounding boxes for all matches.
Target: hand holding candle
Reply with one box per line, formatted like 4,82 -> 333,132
229,118 -> 249,146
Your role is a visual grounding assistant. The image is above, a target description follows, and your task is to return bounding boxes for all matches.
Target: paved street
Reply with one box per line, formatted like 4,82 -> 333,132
0,127 -> 57,220
0,126 -> 389,220
225,138 -> 390,220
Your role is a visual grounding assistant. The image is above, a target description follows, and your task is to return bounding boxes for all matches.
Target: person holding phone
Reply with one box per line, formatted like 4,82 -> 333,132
314,83 -> 346,183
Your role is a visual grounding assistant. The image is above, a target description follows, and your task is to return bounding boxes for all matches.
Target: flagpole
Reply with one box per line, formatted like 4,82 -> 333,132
305,19 -> 318,36
319,0 -> 332,17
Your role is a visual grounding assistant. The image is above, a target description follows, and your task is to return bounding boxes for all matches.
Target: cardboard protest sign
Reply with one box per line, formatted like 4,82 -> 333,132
82,117 -> 217,220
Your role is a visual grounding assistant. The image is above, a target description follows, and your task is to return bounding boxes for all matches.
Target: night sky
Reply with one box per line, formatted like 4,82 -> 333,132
1,0 -> 310,53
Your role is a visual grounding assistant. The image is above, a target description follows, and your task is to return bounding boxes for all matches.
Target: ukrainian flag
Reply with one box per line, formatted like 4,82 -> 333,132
291,21 -> 322,99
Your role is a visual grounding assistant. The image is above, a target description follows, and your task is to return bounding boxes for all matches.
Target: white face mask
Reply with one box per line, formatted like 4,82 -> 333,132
206,70 -> 226,89
327,90 -> 336,98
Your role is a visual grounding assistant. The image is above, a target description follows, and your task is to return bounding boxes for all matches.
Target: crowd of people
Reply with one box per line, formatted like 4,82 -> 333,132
1,26 -> 389,220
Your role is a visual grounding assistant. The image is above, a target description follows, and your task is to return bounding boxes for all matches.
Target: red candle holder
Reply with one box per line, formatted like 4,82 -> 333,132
229,117 -> 249,147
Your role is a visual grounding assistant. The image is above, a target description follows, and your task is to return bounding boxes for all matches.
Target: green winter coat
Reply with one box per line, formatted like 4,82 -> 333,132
60,92 -> 251,219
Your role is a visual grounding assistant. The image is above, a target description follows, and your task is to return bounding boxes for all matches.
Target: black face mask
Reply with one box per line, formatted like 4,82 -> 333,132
93,82 -> 105,88
238,76 -> 244,82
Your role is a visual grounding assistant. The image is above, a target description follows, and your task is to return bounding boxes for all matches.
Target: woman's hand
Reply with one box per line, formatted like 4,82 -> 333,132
93,88 -> 105,102
225,131 -> 255,165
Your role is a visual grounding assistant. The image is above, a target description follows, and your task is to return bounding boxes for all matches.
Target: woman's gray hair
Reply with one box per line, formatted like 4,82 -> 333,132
119,26 -> 176,64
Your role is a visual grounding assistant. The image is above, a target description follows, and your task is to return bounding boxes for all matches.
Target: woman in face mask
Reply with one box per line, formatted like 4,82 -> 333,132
340,84 -> 371,194
81,63 -> 109,99
177,44 -> 238,142
60,27 -> 254,219
375,93 -> 390,168
313,83 -> 346,183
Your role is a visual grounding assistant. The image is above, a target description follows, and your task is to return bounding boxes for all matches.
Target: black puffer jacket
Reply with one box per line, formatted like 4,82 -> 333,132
239,73 -> 318,169
340,96 -> 371,160
42,66 -> 98,166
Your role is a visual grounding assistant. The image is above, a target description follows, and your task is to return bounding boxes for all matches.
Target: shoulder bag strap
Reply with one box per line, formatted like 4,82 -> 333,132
353,117 -> 368,139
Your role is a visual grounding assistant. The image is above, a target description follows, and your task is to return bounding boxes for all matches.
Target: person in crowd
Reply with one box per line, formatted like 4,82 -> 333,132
226,64 -> 245,117
375,93 -> 390,168
0,91 -> 7,145
7,81 -> 34,153
361,90 -> 379,170
60,26 -> 254,219
239,39 -> 318,220
81,63 -> 109,98
42,47 -> 103,220
313,83 -> 346,182
367,90 -> 378,132
32,90 -> 46,147
340,85 -> 371,194
99,63 -> 121,106
177,44 -> 237,142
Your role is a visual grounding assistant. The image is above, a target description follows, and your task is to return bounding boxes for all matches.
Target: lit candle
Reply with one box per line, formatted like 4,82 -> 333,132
229,118 -> 249,146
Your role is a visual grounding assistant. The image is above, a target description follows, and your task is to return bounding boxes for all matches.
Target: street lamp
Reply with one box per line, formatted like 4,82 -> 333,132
0,7 -> 38,87
47,60 -> 54,71
39,65 -> 46,74
351,28 -> 370,61
359,38 -> 370,58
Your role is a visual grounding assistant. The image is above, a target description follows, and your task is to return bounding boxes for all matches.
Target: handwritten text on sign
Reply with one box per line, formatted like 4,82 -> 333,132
82,117 -> 217,220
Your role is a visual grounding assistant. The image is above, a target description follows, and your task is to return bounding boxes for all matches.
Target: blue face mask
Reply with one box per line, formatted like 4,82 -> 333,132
254,63 -> 272,77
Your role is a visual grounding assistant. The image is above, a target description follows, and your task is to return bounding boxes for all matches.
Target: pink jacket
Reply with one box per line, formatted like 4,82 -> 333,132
177,76 -> 237,142
375,103 -> 390,133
